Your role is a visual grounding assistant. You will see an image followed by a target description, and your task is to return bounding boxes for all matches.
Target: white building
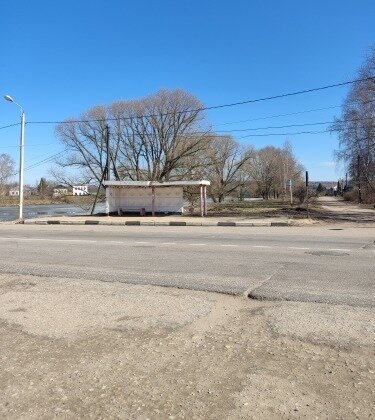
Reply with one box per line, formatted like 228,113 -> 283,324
103,180 -> 210,216
9,188 -> 20,196
8,187 -> 31,197
73,185 -> 88,196
53,186 -> 69,197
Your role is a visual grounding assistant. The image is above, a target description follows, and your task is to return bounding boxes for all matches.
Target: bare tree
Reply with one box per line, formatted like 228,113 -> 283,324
55,89 -> 210,183
331,48 -> 375,201
110,89 -> 209,181
55,106 -> 111,183
245,145 -> 303,199
245,146 -> 279,199
278,141 -> 305,201
201,135 -> 253,202
0,153 -> 15,196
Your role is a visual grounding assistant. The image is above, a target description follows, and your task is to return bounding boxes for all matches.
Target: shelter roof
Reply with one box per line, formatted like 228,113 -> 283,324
103,180 -> 210,188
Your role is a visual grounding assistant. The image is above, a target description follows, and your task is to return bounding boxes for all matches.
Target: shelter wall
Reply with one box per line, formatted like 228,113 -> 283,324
106,186 -> 184,213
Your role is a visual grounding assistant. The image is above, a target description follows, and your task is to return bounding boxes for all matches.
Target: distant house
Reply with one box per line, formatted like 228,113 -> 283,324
9,187 -> 19,197
8,186 -> 31,197
72,185 -> 88,196
52,185 -> 69,197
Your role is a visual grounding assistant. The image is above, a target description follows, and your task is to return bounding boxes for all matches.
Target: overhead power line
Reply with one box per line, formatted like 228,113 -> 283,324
201,76 -> 375,111
7,114 -> 372,149
239,129 -> 329,138
12,126 -> 374,176
12,149 -> 69,176
214,98 -> 375,127
5,115 -> 373,151
239,126 -> 375,139
4,76 -> 374,176
0,122 -> 20,130
24,75 -> 375,125
214,105 -> 342,126
216,116 -> 374,133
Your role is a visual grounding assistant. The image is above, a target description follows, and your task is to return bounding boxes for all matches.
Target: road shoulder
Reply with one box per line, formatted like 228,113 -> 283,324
0,274 -> 374,419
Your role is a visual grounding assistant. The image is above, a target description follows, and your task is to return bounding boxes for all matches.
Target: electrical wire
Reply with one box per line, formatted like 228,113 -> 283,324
25,75 -> 375,125
215,116 -> 374,133
214,98 -> 375,127
9,121 -> 375,173
214,105 -> 342,126
6,115 -> 371,148
19,149 -> 70,174
10,126 -> 373,176
0,122 -> 20,130
239,125 -> 375,139
4,76 -> 374,176
239,129 -> 329,138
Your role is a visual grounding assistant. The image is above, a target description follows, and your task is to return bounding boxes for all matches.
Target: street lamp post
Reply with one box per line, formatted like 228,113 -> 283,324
4,95 -> 25,220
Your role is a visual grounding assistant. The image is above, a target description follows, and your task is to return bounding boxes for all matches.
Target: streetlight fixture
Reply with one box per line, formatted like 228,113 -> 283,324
4,94 -> 25,220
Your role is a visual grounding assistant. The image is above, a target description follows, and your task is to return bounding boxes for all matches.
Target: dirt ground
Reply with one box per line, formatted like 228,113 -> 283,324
0,274 -> 374,419
207,197 -> 375,223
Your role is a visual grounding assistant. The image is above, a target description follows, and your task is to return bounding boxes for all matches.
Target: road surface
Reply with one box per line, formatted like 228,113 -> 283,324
0,224 -> 373,307
0,223 -> 374,418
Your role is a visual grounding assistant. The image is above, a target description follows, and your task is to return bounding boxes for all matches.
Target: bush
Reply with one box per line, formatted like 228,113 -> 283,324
343,189 -> 375,205
343,191 -> 357,202
363,191 -> 375,205
293,185 -> 306,204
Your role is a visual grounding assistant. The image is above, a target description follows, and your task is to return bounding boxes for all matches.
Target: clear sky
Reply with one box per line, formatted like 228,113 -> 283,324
1,0 -> 374,184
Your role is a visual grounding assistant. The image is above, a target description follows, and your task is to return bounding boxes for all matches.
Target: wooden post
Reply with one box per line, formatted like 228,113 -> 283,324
203,185 -> 207,216
151,186 -> 155,217
200,185 -> 204,217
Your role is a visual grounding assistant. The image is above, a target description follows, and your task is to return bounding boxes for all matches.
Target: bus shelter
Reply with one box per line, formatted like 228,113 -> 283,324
103,180 -> 210,217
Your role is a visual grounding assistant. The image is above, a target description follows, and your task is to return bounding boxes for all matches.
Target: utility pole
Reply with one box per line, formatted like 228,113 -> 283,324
288,178 -> 293,206
283,162 -> 286,202
92,125 -> 110,215
357,154 -> 362,203
305,171 -> 309,218
109,150 -> 121,181
106,125 -> 110,181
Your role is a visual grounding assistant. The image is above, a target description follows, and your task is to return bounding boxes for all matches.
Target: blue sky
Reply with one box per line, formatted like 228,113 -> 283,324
1,0 -> 374,184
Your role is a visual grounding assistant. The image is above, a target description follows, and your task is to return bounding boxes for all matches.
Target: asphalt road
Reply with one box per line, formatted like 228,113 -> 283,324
0,224 -> 374,307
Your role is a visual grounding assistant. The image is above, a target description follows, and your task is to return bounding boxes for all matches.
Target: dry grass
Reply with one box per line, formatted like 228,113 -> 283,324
205,200 -> 313,219
0,195 -> 104,207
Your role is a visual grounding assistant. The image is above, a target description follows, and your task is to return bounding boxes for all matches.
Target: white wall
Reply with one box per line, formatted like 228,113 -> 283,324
106,186 -> 184,213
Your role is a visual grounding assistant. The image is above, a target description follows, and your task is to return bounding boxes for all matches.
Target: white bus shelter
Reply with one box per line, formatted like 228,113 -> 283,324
103,180 -> 210,217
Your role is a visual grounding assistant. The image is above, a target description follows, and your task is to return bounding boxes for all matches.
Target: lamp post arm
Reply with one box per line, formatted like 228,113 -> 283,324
13,101 -> 24,114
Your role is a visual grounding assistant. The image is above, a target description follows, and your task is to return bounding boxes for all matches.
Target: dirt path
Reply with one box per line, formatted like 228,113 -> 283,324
318,196 -> 374,213
0,274 -> 374,419
310,196 -> 375,223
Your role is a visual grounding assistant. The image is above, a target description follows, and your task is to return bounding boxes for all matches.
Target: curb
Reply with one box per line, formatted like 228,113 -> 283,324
23,219 -> 290,227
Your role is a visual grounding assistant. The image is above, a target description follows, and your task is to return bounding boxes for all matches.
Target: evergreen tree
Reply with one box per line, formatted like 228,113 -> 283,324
316,183 -> 325,195
37,177 -> 49,196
